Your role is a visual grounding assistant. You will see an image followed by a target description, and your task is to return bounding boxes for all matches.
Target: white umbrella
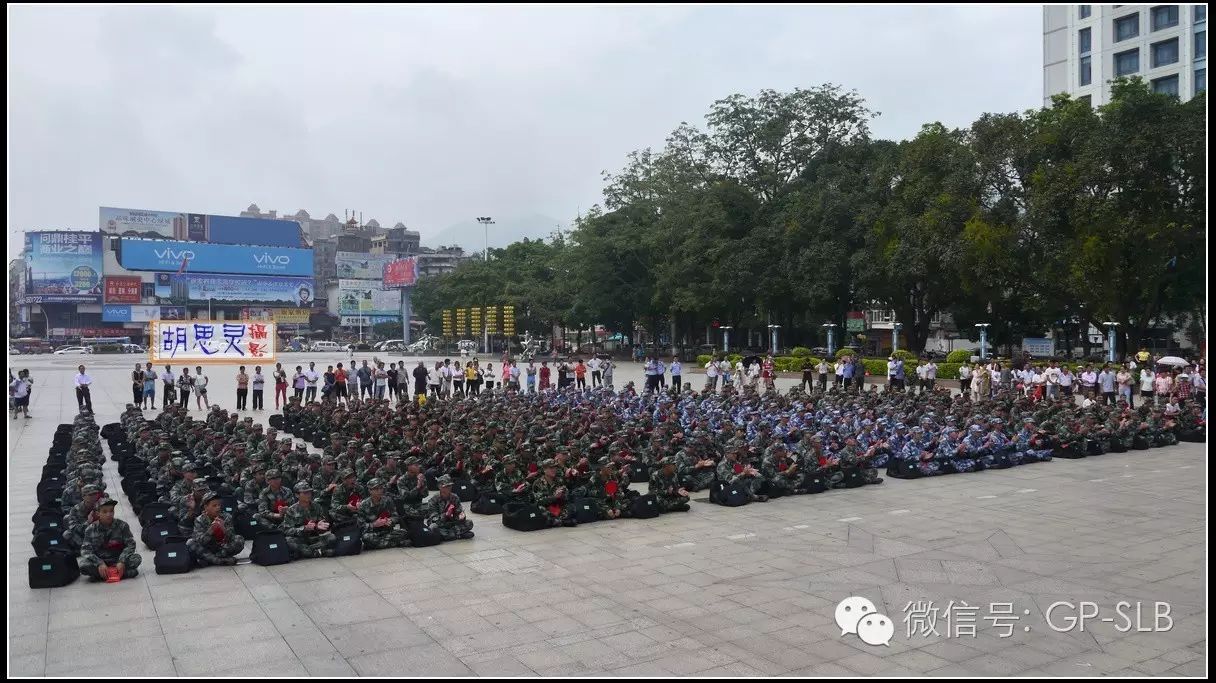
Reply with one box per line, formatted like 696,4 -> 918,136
1156,356 -> 1189,367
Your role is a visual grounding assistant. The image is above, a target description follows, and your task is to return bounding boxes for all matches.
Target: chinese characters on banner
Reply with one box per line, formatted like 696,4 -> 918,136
104,276 -> 143,304
150,321 -> 277,363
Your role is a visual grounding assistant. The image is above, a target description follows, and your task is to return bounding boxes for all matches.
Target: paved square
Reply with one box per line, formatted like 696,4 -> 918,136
8,354 -> 1207,677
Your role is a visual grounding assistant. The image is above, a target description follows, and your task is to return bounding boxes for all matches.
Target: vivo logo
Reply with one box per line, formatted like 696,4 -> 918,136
154,248 -> 194,260
254,254 -> 291,265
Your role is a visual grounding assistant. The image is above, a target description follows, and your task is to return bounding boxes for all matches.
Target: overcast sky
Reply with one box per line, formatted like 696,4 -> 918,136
7,4 -> 1041,255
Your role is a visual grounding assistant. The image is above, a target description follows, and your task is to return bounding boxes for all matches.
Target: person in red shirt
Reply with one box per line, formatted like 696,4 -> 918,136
539,361 -> 552,390
575,360 -> 587,389
762,355 -> 776,393
334,363 -> 349,405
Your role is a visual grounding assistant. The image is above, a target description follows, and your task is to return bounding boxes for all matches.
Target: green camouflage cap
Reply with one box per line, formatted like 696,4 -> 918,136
293,481 -> 313,493
266,468 -> 282,479
367,478 -> 385,489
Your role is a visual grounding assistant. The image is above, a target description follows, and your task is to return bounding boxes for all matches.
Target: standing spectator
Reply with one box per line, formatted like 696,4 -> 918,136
273,362 -> 288,409
886,356 -> 897,391
800,358 -> 815,392
842,355 -> 855,391
387,362 -> 399,401
194,366 -> 210,411
923,359 -> 938,393
1045,362 -> 1060,401
1116,365 -> 1133,407
1175,370 -> 1193,401
235,366 -> 249,410
834,358 -> 845,390
589,356 -> 602,387
334,363 -> 349,405
322,365 -> 336,400
484,362 -> 496,393
356,361 -> 372,400
508,360 -> 521,391
143,362 -> 157,410
1190,368 -> 1206,399
161,365 -> 176,410
305,362 -> 321,402
177,367 -> 193,409
816,358 -> 830,392
576,359 -> 589,389
1059,365 -> 1074,398
539,361 -> 551,391
1153,368 -> 1173,406
1139,366 -> 1156,405
762,355 -> 775,393
704,356 -> 719,391
525,361 -> 538,393
1098,364 -> 1117,405
657,357 -> 668,389
1080,364 -> 1098,398
292,366 -> 307,400
131,363 -> 145,407
251,366 -> 265,411
10,370 -> 31,419
602,358 -> 614,388
428,362 -> 442,399
412,361 -> 428,399
375,362 -> 389,400
958,362 -> 972,397
465,361 -> 479,397
670,357 -> 682,391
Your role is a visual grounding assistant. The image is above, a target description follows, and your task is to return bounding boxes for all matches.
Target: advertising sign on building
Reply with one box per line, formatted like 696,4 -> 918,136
26,231 -> 103,303
336,252 -> 395,280
104,276 -> 143,303
338,279 -> 399,316
160,274 -> 315,307
101,206 -> 304,247
150,320 -> 276,363
118,238 -> 313,276
382,257 -> 419,288
273,308 -> 311,324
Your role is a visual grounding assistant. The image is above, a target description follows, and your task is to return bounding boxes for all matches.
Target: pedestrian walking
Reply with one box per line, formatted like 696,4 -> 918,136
273,362 -> 288,409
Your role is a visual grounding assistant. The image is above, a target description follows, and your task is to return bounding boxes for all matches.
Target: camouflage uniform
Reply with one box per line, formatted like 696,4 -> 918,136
530,469 -> 573,524
357,481 -> 410,549
426,485 -> 474,540
396,469 -> 431,521
255,480 -> 296,530
647,459 -> 690,512
329,473 -> 367,526
715,455 -> 763,500
79,516 -> 142,579
188,510 -> 245,566
677,449 -> 716,491
281,484 -> 337,559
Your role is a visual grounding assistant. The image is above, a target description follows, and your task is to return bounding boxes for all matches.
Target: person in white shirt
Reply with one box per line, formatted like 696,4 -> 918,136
834,360 -> 844,390
1032,368 -> 1047,401
815,359 -> 830,392
718,359 -> 731,386
304,362 -> 320,402
427,362 -> 441,399
588,357 -> 602,387
194,365 -> 210,410
1045,362 -> 1060,400
704,357 -> 719,391
1080,366 -> 1098,397
1139,366 -> 1156,404
10,370 -> 31,419
958,362 -> 972,396
1191,370 -> 1206,397
923,360 -> 938,392
1058,366 -> 1074,398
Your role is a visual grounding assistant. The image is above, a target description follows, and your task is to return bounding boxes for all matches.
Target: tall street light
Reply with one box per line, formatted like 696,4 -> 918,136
476,217 -> 495,353
975,323 -> 990,361
767,324 -> 781,355
720,326 -> 732,354
1103,321 -> 1120,363
822,323 -> 838,357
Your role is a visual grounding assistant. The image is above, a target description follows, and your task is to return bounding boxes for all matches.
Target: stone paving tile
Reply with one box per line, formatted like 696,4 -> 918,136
9,357 -> 1208,677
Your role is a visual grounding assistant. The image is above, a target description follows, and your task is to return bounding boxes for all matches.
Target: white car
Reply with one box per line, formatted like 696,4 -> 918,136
8,347 -> 20,355
122,344 -> 146,353
309,341 -> 342,353
53,346 -> 92,355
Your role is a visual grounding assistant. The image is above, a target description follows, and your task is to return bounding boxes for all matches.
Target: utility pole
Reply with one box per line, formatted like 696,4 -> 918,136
476,217 -> 494,354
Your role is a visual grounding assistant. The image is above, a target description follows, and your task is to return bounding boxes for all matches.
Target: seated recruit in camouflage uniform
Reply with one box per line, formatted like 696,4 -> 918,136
79,498 -> 142,580
427,476 -> 475,540
647,458 -> 691,512
531,460 -> 575,526
493,456 -> 531,504
716,449 -> 766,502
256,470 -> 296,530
358,479 -> 410,549
396,459 -> 430,520
329,469 -> 366,526
189,493 -> 245,567
64,484 -> 106,549
281,482 -> 338,559
587,459 -> 630,519
677,448 -> 716,492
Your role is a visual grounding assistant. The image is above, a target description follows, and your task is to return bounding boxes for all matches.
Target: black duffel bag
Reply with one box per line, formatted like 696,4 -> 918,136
407,519 -> 444,547
139,502 -> 174,529
628,463 -> 650,484
471,492 -> 505,515
32,528 -> 69,556
571,498 -> 601,524
839,467 -> 866,488
142,520 -> 180,551
629,494 -> 660,519
332,523 -> 363,556
711,482 -> 750,507
501,502 -> 548,532
29,549 -> 79,589
250,531 -> 291,566
452,479 -> 478,503
154,537 -> 193,574
268,414 -> 284,430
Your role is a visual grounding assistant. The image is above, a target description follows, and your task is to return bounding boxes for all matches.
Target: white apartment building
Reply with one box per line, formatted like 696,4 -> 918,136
1044,4 -> 1206,105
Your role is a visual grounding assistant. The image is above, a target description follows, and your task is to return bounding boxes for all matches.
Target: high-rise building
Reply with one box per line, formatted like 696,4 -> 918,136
1044,5 -> 1206,106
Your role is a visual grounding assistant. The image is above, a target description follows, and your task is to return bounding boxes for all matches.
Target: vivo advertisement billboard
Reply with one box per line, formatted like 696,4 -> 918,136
118,238 -> 313,276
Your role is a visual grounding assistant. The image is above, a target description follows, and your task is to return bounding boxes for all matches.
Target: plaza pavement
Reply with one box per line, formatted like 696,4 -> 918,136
7,353 -> 1207,677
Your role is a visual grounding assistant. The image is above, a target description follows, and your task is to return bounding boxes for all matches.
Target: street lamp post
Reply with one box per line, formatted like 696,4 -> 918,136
892,322 -> 902,355
1103,322 -> 1120,363
720,326 -> 732,354
975,323 -> 990,361
476,216 -> 495,354
822,323 -> 838,357
767,324 -> 780,355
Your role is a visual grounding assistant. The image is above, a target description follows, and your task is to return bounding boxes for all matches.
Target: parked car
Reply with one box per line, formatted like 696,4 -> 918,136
344,342 -> 372,352
810,347 -> 830,357
122,344 -> 146,353
310,341 -> 342,353
53,346 -> 92,355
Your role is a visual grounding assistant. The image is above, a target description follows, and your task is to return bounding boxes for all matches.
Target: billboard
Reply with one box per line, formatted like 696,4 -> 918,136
101,206 -> 304,247
340,315 -> 398,327
383,257 -> 419,288
1021,337 -> 1055,358
104,276 -> 143,303
102,305 -> 186,322
118,238 -> 313,276
338,279 -> 399,316
162,274 -> 315,306
26,231 -> 103,303
336,252 -> 394,280
241,307 -> 311,324
150,320 -> 276,363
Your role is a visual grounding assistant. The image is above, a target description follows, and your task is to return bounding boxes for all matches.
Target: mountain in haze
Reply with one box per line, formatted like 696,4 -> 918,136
423,213 -> 566,252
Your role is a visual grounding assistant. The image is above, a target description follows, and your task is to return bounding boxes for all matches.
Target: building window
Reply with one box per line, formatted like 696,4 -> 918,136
1114,48 -> 1140,76
1197,31 -> 1207,60
1152,38 -> 1180,67
1079,5 -> 1092,19
1196,68 -> 1207,93
1079,27 -> 1092,54
1078,94 -> 1093,106
1115,13 -> 1140,42
1196,6 -> 1206,24
1151,74 -> 1180,96
1080,55 -> 1093,85
1151,5 -> 1179,31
